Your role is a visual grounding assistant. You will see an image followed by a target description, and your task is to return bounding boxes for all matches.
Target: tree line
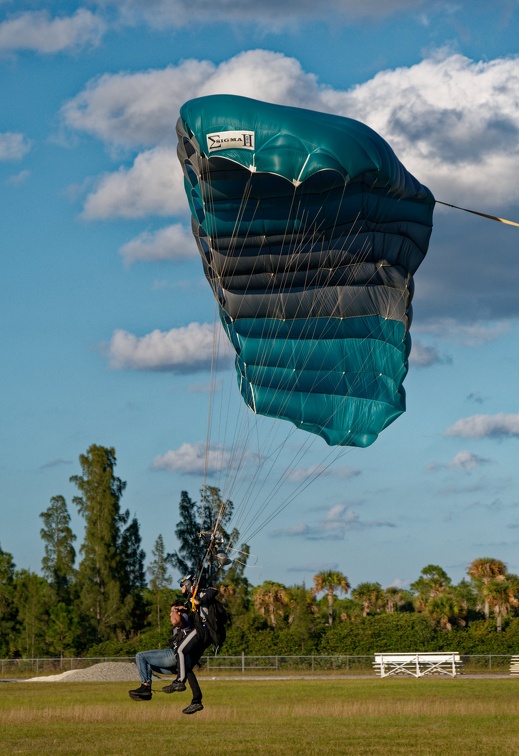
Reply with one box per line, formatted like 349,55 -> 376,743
1,443 -> 519,660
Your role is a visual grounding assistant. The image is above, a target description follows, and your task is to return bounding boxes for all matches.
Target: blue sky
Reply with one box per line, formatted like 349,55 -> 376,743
2,0 -> 519,592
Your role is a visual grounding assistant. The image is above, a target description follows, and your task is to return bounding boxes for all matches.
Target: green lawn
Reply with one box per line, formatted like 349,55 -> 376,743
1,678 -> 518,755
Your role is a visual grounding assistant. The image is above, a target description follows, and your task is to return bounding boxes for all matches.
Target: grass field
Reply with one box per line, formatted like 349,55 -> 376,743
1,678 -> 519,755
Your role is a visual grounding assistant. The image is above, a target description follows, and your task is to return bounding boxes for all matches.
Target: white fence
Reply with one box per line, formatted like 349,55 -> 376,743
0,654 -> 515,677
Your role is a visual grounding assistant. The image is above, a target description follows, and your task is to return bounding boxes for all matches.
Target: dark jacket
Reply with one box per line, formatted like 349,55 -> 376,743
194,587 -> 217,640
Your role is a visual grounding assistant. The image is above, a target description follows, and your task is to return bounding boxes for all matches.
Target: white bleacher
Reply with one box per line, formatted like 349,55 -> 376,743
374,652 -> 462,678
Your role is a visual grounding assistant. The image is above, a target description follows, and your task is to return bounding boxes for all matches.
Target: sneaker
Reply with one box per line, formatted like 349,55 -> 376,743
129,684 -> 152,701
182,702 -> 204,715
162,681 -> 186,693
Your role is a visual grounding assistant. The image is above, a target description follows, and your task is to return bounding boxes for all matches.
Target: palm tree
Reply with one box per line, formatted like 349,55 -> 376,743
382,585 -> 409,613
426,592 -> 464,631
467,558 -> 508,619
252,581 -> 289,627
313,570 -> 350,625
482,577 -> 519,631
351,582 -> 383,617
285,585 -> 318,652
286,585 -> 318,625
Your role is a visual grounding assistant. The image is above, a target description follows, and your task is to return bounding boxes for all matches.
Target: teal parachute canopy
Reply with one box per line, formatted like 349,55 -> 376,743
177,95 -> 434,447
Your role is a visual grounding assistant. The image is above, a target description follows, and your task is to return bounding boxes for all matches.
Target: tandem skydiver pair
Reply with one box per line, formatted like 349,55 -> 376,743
129,575 -> 229,715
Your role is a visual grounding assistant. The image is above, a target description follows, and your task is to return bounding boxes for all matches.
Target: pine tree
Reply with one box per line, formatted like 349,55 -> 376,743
45,602 -> 79,659
147,534 -> 173,633
71,444 -> 132,642
39,495 -> 76,602
169,490 -> 201,577
119,513 -> 146,595
13,569 -> 52,657
119,513 -> 147,632
0,547 -> 17,657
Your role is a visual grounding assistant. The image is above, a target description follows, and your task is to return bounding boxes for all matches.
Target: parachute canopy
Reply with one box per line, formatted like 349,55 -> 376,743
177,95 -> 434,447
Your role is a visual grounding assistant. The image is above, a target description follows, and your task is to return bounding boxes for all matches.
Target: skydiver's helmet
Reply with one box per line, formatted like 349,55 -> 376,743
179,575 -> 193,593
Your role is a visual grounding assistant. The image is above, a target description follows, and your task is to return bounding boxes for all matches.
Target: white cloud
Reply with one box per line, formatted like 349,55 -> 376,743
82,147 -> 187,219
62,52 -> 320,148
152,442 -> 230,475
271,502 -> 395,540
329,52 -> 519,206
119,223 -> 197,264
409,340 -> 445,367
105,322 -> 229,372
428,449 -> 493,473
66,50 -> 519,224
62,60 -> 215,147
0,10 -> 105,54
0,132 -> 31,160
449,450 -> 492,471
446,413 -> 519,439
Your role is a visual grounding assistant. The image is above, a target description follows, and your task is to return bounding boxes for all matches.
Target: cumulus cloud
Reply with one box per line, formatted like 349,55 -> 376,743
62,61 -> 215,147
65,49 -> 519,320
62,52 -> 321,148
331,52 -> 519,206
271,502 -> 395,540
65,50 -> 519,207
0,132 -> 31,160
118,223 -> 197,264
0,10 -> 105,54
446,413 -> 519,439
449,450 -> 493,471
427,450 -> 490,473
105,322 -> 231,372
82,147 -> 187,219
152,441 -> 230,475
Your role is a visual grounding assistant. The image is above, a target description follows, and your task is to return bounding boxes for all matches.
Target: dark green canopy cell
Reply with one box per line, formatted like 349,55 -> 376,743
177,95 -> 434,447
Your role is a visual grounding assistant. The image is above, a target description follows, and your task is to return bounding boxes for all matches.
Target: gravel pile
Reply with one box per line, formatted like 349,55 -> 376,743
26,662 -> 141,683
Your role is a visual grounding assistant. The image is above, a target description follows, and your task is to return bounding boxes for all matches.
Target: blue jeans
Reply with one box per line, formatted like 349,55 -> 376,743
135,646 -> 203,704
135,648 -> 177,684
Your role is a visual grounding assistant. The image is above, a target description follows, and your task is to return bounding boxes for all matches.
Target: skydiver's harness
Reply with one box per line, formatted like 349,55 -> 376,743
166,622 -> 193,651
179,585 -> 229,653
